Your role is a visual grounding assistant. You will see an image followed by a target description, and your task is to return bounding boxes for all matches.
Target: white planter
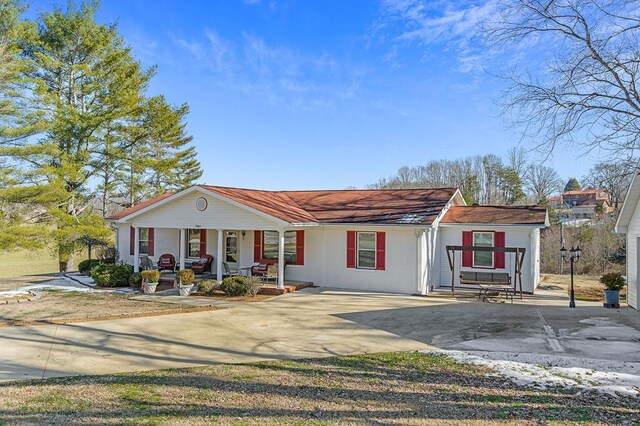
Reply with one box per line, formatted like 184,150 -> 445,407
143,282 -> 158,294
178,284 -> 194,296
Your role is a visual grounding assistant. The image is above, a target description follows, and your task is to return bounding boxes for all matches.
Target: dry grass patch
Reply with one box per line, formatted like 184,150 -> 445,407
0,290 -> 217,326
191,289 -> 274,302
540,274 -> 627,302
0,352 -> 638,425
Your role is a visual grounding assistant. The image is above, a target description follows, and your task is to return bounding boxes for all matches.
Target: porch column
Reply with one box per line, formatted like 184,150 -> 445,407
277,229 -> 285,289
179,228 -> 185,270
217,229 -> 223,283
133,226 -> 140,272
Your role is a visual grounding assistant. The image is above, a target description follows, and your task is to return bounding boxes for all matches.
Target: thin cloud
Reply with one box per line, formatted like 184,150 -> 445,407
174,31 -> 367,111
375,0 -> 498,73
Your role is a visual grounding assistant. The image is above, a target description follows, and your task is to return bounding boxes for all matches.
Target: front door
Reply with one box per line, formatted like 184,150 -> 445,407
225,231 -> 239,267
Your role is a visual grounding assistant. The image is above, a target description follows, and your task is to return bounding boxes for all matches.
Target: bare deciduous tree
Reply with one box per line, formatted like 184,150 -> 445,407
582,160 -> 636,208
490,0 -> 640,159
524,165 -> 563,203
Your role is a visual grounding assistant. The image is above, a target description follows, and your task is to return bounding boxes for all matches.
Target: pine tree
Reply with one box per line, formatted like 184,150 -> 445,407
116,96 -> 202,206
0,1 -> 203,261
0,2 -> 151,267
564,178 -> 582,192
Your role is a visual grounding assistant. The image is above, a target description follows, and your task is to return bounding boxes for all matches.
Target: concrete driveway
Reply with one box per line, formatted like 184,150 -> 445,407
1,287 -> 639,381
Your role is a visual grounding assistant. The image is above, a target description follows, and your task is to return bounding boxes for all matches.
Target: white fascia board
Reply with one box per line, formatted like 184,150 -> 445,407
615,169 -> 640,231
318,222 -> 435,228
438,223 -> 547,229
287,222 -> 320,227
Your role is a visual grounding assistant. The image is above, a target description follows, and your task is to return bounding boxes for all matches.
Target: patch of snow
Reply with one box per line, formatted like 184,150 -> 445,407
423,349 -> 640,398
64,272 -> 97,287
0,276 -> 137,298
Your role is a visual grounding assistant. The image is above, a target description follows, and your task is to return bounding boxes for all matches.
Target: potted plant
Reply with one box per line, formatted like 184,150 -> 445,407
600,272 -> 625,307
176,269 -> 195,296
141,270 -> 160,294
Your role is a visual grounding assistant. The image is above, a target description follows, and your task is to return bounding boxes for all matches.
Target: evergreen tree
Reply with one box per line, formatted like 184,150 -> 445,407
116,96 -> 202,207
0,0 -> 49,250
1,2 -> 150,267
497,166 -> 525,205
564,178 -> 582,192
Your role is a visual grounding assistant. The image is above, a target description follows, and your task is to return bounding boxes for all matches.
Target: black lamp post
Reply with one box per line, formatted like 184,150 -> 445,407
561,245 -> 582,308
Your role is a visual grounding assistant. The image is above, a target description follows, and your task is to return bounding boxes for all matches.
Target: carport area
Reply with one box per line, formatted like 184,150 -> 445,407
0,285 -> 638,385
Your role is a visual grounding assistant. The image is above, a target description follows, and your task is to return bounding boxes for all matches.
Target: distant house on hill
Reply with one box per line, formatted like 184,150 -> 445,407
549,189 -> 612,219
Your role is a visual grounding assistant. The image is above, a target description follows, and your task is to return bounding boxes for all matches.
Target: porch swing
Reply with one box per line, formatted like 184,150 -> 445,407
445,245 -> 526,301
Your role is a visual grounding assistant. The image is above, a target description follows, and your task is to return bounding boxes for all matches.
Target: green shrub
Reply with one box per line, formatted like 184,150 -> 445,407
600,273 -> 626,291
220,276 -> 250,296
129,272 -> 142,288
177,269 -> 195,286
107,264 -> 133,287
141,270 -> 161,283
91,263 -> 111,286
78,259 -> 102,274
198,279 -> 220,295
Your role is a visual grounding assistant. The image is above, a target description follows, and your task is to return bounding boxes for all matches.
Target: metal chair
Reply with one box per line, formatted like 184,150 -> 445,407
223,262 -> 241,278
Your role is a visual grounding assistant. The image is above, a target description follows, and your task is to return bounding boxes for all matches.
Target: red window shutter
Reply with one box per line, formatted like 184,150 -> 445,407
148,228 -> 155,257
254,231 -> 262,262
346,231 -> 356,268
494,231 -> 505,269
199,229 -> 207,256
296,230 -> 304,265
462,231 -> 472,267
375,232 -> 386,271
130,226 -> 135,255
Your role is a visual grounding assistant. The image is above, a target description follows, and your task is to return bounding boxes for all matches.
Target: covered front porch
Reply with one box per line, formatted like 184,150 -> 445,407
125,226 -> 296,290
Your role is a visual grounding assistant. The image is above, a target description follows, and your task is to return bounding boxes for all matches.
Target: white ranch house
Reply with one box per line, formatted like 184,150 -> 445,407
106,185 -> 548,295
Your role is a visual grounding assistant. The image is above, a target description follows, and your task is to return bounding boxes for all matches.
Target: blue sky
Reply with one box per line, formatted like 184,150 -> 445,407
28,0 -> 602,190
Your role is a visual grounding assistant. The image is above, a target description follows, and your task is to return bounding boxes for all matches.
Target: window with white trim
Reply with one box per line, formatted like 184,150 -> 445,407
357,232 -> 376,269
472,231 -> 493,268
138,228 -> 149,255
262,231 -> 298,264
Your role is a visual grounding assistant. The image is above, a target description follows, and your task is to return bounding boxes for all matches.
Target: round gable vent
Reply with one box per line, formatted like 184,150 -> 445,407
196,197 -> 208,211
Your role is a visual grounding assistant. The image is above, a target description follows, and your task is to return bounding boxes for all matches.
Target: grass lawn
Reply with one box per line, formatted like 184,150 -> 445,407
0,290 -> 217,326
540,274 -> 627,302
0,352 -> 637,425
0,247 -> 89,291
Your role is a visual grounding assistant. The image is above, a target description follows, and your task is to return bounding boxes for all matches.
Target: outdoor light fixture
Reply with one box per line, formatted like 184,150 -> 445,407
561,245 -> 581,308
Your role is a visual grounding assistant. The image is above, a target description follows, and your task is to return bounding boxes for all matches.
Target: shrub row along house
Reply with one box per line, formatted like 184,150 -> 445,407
105,185 -> 548,295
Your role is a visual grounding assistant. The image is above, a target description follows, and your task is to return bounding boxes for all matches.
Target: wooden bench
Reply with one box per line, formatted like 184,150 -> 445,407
459,271 -> 514,303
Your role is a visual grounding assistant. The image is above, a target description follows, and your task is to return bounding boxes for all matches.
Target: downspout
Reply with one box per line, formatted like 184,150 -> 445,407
415,227 -> 430,295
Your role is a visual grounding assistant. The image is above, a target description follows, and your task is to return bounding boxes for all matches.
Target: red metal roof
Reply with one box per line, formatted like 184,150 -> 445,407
105,185 -> 547,227
441,206 -> 548,225
105,192 -> 175,220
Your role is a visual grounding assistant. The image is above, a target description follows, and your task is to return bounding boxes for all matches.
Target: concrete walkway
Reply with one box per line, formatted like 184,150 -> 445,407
0,287 -> 639,381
